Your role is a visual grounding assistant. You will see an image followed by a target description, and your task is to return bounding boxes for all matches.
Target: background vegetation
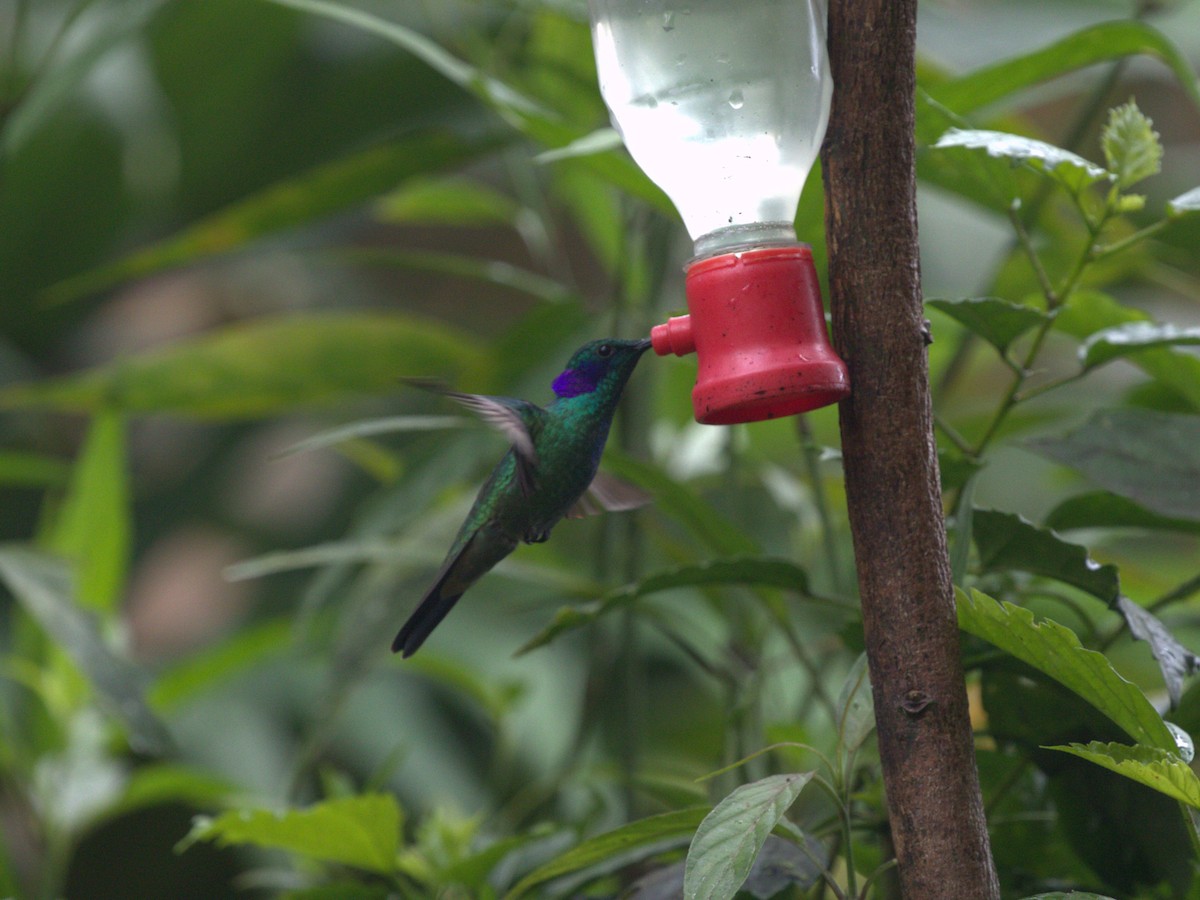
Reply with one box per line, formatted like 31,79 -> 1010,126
1,0 -> 1200,897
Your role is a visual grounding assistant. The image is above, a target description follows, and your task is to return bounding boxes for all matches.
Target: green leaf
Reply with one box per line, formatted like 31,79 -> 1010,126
1027,409 -> 1200,522
927,297 -> 1049,355
1047,742 -> 1200,809
503,807 -> 709,900
933,129 -> 1112,194
150,619 -> 292,710
972,509 -> 1119,604
683,773 -> 815,900
45,412 -> 129,613
956,588 -> 1175,751
45,131 -> 502,304
1044,491 -> 1200,536
0,313 -> 480,419
182,794 -> 402,875
1101,101 -> 1162,189
0,546 -> 171,755
923,21 -> 1200,122
1056,290 -> 1200,409
1168,186 -> 1200,217
518,557 -> 821,654
1080,322 -> 1200,371
335,248 -> 573,303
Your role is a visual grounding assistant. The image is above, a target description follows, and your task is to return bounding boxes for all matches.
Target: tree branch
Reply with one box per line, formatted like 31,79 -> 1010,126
820,1 -> 1000,896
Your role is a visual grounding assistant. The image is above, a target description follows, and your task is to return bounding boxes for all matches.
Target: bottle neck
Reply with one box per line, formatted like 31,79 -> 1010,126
692,222 -> 799,260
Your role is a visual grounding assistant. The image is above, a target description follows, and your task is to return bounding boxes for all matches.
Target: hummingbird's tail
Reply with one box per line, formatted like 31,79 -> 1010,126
392,526 -> 517,657
392,582 -> 464,657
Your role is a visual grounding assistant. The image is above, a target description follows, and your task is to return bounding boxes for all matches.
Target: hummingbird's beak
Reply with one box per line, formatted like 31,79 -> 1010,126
636,337 -> 653,353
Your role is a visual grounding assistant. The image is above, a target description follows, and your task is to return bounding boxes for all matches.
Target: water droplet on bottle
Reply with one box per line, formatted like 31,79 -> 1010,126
645,95 -> 658,109
716,52 -> 729,64
728,90 -> 744,110
662,10 -> 674,30
675,53 -> 686,67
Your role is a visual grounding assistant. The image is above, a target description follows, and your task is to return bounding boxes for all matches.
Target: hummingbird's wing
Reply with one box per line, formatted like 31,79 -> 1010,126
402,379 -> 546,496
567,470 -> 652,518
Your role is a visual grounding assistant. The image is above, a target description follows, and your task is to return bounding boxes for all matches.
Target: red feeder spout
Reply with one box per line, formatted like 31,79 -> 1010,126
650,244 -> 849,425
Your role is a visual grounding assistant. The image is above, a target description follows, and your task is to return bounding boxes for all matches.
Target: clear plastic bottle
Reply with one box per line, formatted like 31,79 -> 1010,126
589,0 -> 832,257
589,0 -> 848,424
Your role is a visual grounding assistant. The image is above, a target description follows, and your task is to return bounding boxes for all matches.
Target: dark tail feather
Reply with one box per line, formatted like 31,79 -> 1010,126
392,582 -> 464,657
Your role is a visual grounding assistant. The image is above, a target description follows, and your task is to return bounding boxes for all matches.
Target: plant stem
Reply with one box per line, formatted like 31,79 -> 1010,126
796,416 -> 846,595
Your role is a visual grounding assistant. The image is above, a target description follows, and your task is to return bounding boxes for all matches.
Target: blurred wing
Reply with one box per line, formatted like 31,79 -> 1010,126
402,378 -> 544,495
567,470 -> 652,519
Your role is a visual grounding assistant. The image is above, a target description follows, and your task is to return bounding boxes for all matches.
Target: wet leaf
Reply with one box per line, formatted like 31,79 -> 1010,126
972,509 -> 1119,604
0,313 -> 480,419
1027,409 -> 1200,521
933,129 -> 1112,194
683,773 -> 814,900
1046,742 -> 1200,808
1080,322 -> 1200,371
956,588 -> 1175,751
1168,186 -> 1200,217
181,794 -> 402,875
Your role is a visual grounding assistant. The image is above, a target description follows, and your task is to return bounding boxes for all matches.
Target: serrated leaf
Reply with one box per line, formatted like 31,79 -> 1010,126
46,412 -> 129,613
972,509 -> 1119,604
1081,322 -> 1200,371
182,794 -> 401,875
45,132 -> 501,304
933,129 -> 1112,194
518,557 -> 819,655
1027,409 -> 1200,522
502,808 -> 708,899
1168,186 -> 1200,216
0,313 -> 479,419
1047,741 -> 1200,808
956,588 -> 1175,751
927,297 -> 1049,355
0,546 -> 171,755
1044,491 -> 1200,536
683,773 -> 814,900
1102,101 -> 1162,189
1055,290 -> 1200,409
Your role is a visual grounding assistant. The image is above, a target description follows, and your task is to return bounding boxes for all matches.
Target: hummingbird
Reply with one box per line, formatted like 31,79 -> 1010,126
393,337 -> 654,657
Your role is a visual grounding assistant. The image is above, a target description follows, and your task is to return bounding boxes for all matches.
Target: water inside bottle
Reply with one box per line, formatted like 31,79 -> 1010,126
591,0 -> 832,248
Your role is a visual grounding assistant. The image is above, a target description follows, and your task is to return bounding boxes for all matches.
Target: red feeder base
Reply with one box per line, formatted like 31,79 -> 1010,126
650,244 -> 850,425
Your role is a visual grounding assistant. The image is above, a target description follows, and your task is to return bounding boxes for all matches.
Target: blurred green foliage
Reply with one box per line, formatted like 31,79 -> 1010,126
2,1 -> 1200,898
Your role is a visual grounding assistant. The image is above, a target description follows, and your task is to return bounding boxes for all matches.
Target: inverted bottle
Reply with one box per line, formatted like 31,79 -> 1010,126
589,0 -> 850,424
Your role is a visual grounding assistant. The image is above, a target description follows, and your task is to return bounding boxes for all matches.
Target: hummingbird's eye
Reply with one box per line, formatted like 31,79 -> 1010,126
597,344 -> 614,358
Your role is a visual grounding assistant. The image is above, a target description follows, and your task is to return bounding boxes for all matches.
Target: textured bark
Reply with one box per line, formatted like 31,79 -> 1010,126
819,2 -> 1001,898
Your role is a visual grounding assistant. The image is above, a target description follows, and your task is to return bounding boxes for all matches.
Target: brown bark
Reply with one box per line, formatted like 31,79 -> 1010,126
820,2 -> 1001,898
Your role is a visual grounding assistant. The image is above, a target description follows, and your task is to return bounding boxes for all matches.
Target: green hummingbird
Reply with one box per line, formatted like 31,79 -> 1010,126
393,337 -> 654,657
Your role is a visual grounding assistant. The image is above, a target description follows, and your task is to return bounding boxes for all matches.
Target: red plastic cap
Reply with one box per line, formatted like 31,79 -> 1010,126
658,245 -> 850,425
